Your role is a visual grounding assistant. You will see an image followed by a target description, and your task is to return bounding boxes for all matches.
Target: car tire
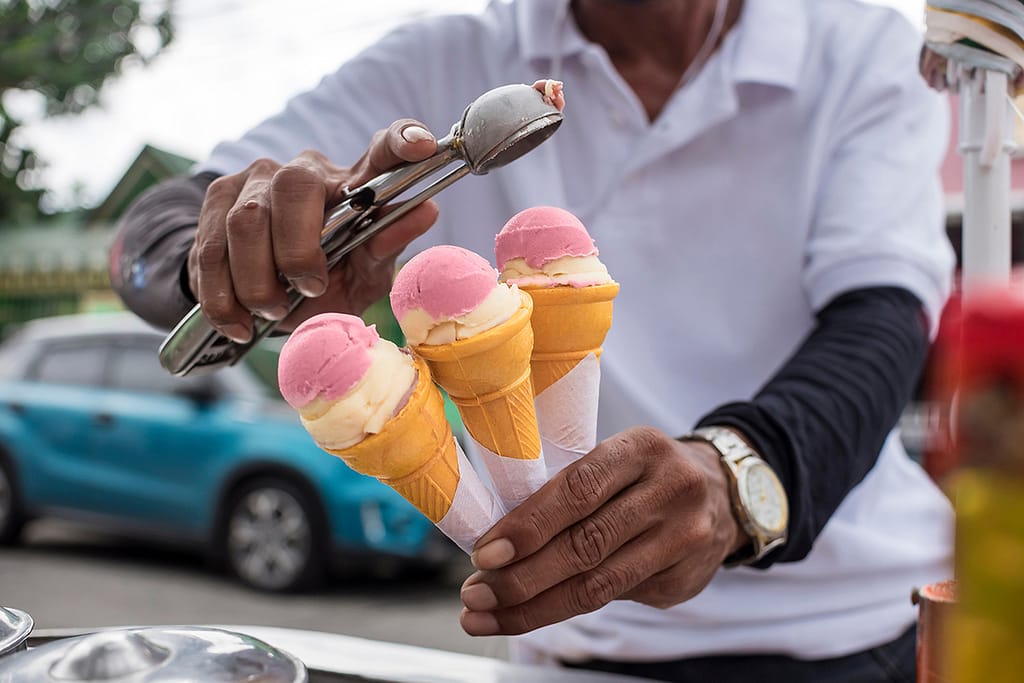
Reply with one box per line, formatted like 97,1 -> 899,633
0,456 -> 26,545
220,477 -> 326,592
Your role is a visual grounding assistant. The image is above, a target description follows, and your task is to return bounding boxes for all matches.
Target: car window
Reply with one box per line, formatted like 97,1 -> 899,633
109,345 -> 212,397
31,345 -> 108,387
0,337 -> 33,381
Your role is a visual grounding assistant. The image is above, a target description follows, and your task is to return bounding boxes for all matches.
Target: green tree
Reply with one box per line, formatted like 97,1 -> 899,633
0,0 -> 174,225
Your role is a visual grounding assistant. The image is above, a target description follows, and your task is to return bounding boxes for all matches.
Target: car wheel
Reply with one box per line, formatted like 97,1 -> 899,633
221,478 -> 326,592
0,457 -> 25,545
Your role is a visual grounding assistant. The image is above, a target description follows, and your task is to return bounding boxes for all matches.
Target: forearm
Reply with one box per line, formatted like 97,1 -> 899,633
697,286 -> 930,567
109,172 -> 218,330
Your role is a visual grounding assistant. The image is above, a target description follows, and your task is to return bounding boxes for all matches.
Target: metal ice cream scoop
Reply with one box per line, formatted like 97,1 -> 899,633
158,83 -> 564,377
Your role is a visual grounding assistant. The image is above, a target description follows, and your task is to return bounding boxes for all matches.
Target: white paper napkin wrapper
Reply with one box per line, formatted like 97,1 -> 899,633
471,439 -> 548,512
535,353 -> 601,478
436,439 -> 506,553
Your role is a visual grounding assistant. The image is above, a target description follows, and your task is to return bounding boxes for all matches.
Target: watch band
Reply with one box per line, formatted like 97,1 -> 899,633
681,426 -> 788,566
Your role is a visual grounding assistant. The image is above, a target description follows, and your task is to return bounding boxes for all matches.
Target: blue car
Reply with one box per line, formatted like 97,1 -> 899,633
0,312 -> 454,591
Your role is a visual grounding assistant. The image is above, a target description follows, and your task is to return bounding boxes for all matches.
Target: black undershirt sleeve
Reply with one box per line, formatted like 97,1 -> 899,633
696,286 -> 931,569
109,172 -> 219,330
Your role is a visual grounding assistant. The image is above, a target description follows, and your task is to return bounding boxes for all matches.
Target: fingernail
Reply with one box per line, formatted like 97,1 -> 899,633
222,323 -> 251,344
461,582 -> 498,611
258,305 -> 290,321
401,125 -> 432,143
291,275 -> 326,298
460,609 -> 499,637
471,538 -> 515,570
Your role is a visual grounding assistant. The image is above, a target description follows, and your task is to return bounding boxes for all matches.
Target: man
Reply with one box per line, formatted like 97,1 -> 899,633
112,1 -> 955,680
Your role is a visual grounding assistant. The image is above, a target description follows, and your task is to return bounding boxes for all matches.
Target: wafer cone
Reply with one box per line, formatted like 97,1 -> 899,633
412,291 -> 541,461
524,282 -> 620,395
322,356 -> 459,523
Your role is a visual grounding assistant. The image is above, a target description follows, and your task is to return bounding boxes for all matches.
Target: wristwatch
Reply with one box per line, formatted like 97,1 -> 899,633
681,426 -> 789,566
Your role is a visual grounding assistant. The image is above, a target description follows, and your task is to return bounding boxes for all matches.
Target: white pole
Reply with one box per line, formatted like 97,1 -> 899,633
959,69 -> 1014,293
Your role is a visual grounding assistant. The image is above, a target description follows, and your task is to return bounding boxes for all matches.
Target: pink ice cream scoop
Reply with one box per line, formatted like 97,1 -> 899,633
496,206 -> 612,288
390,245 -> 522,346
277,313 -> 378,410
390,245 -> 498,323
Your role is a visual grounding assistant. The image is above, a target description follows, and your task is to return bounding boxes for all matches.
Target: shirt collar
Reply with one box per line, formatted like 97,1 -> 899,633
730,0 -> 808,91
515,0 -> 807,91
515,0 -> 589,63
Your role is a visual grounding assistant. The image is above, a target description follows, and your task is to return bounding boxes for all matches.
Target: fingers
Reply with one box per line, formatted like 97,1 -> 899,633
363,199 -> 439,262
226,178 -> 289,321
349,119 -> 437,187
190,122 -> 438,340
192,153 -> 342,340
459,429 -> 736,636
619,539 -> 719,609
461,529 -> 667,636
471,432 -> 645,571
464,479 -> 664,610
194,172 -> 252,342
270,156 -> 330,297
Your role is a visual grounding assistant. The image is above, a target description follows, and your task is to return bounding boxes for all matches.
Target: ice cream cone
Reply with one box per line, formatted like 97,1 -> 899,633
524,282 -> 620,395
412,290 -> 541,461
323,356 -> 459,523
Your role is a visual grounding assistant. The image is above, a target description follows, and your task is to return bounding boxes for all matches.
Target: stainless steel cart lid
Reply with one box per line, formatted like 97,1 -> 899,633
0,607 -> 33,658
0,626 -> 307,682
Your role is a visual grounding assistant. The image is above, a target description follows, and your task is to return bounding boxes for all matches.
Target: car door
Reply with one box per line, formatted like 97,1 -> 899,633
16,340 -> 114,512
85,335 -> 233,534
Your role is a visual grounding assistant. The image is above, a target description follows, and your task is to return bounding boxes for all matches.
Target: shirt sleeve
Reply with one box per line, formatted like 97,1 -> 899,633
196,17 -> 475,178
109,172 -> 217,331
110,15 -> 491,329
803,15 -> 955,333
697,286 -> 931,568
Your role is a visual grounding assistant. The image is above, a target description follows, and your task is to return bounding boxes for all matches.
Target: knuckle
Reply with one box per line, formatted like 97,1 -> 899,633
648,577 -> 691,609
272,163 -> 322,195
566,517 -> 614,569
205,177 -> 238,204
225,200 -> 269,237
628,425 -> 673,458
644,574 -> 673,601
576,568 -> 622,612
678,459 -> 709,499
690,515 -> 716,548
195,238 -> 226,271
245,157 -> 279,176
563,461 -> 608,509
297,148 -> 328,164
630,574 -> 678,610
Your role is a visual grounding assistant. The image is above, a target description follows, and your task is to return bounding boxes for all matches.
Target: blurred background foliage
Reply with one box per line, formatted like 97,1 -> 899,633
0,0 -> 175,226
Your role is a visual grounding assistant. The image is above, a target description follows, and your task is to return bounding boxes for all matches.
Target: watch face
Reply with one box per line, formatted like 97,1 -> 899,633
738,461 -> 788,535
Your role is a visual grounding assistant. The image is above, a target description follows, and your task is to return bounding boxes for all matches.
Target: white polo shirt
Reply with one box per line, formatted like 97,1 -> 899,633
201,0 -> 956,663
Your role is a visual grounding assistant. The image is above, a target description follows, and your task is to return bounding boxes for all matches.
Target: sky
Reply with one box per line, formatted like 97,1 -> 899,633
15,0 -> 925,211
